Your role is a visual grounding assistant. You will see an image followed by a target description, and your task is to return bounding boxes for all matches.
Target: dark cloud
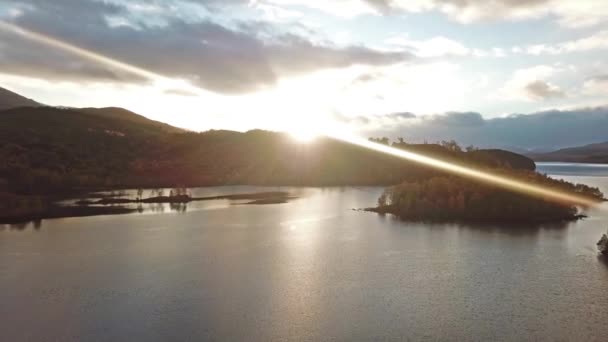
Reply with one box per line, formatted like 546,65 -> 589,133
0,0 -> 411,93
332,111 -> 416,125
524,80 -> 565,100
363,0 -> 394,13
362,107 -> 608,151
352,72 -> 383,84
588,75 -> 608,82
387,112 -> 417,120
425,111 -> 485,127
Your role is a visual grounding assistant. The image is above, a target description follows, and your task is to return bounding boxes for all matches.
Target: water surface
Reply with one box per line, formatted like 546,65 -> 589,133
2,165 -> 608,341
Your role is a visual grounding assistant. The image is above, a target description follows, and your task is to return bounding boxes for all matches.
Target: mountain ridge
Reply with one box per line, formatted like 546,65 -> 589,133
530,141 -> 608,163
0,86 -> 186,133
0,86 -> 41,110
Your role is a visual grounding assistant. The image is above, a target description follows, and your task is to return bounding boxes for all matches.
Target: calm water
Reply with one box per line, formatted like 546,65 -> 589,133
2,164 -> 608,341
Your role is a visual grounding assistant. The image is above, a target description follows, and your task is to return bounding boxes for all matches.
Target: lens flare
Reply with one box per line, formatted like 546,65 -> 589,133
0,21 -> 166,82
0,21 -> 601,208
0,21 -> 205,96
327,131 -> 600,207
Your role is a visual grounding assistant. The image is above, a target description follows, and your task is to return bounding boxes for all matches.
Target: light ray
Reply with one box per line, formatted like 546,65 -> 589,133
0,21 -> 165,82
0,21 -> 601,208
327,131 -> 600,207
0,20 -> 206,96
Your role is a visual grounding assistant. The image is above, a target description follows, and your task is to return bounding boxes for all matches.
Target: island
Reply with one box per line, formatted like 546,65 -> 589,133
598,233 -> 608,255
367,170 -> 604,223
1,190 -> 296,224
78,191 -> 296,206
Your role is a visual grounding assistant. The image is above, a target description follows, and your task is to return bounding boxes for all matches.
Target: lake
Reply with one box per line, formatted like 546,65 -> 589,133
2,163 -> 608,341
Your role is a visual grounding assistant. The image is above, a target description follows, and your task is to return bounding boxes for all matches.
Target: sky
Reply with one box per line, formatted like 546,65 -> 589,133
1,0 -> 608,149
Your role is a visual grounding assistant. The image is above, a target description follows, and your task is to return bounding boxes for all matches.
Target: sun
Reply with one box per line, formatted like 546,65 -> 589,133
289,128 -> 319,143
285,120 -> 323,143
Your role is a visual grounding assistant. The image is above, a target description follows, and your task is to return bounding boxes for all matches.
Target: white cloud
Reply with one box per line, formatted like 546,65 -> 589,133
583,76 -> 608,95
524,31 -> 608,55
384,36 -> 513,59
262,0 -> 375,18
262,0 -> 608,28
550,0 -> 608,28
332,61 -> 477,118
385,35 -> 470,58
254,3 -> 304,22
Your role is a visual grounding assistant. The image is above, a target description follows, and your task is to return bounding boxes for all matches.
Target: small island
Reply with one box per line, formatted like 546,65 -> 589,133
1,190 -> 296,224
367,171 -> 604,223
598,232 -> 608,255
78,190 -> 296,206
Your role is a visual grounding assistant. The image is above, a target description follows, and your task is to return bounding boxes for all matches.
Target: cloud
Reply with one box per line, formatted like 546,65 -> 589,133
500,65 -> 565,102
357,107 -> 608,151
385,35 -> 470,58
333,111 -> 416,126
425,111 -> 485,126
262,0 -> 608,28
387,112 -> 417,120
164,88 -> 199,96
362,0 -> 394,13
524,80 -> 565,100
583,75 -> 608,95
0,0 -> 411,94
524,30 -> 608,55
262,0 -> 377,18
408,0 -> 608,28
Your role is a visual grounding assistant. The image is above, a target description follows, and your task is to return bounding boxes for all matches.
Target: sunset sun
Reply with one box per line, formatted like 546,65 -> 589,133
288,127 -> 320,143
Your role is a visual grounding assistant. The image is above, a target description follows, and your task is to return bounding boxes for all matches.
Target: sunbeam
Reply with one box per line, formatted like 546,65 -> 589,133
0,20 -> 206,96
327,131 -> 601,207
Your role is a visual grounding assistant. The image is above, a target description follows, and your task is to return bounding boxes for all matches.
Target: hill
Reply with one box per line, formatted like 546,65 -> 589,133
78,107 -> 186,133
370,172 -> 602,224
530,141 -> 608,163
0,86 -> 41,110
0,106 -> 536,195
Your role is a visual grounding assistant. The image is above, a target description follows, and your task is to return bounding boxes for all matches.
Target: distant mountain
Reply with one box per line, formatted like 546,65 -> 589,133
0,86 -> 185,133
368,107 -> 608,152
0,86 -> 41,110
530,142 -> 608,163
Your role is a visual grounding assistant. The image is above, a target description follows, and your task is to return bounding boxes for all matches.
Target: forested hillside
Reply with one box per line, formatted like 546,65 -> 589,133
0,106 -> 535,195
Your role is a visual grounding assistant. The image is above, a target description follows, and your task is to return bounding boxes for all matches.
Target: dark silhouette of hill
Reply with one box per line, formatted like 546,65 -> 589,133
79,107 -> 186,133
370,172 -> 603,223
0,106 -> 536,196
530,141 -> 608,163
0,86 -> 41,110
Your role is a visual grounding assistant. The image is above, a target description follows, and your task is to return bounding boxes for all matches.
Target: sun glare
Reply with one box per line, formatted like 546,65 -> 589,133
285,118 -> 325,143
289,128 -> 319,143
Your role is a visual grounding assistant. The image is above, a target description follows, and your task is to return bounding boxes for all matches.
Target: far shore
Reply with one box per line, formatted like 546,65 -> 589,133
363,206 -> 588,224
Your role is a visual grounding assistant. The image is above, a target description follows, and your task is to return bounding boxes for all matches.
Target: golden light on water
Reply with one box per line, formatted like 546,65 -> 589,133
0,21 -> 601,208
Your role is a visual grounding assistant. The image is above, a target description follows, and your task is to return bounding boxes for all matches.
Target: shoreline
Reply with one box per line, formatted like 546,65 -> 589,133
0,191 -> 297,225
362,206 -> 588,224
